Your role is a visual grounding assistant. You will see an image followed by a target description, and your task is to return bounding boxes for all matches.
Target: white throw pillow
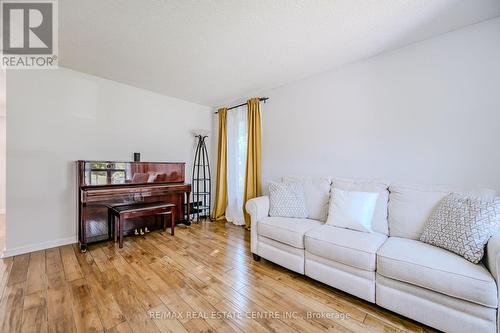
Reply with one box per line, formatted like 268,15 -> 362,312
327,188 -> 379,232
332,178 -> 390,234
269,182 -> 308,218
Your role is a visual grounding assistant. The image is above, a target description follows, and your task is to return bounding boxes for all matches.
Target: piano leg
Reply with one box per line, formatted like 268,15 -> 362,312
107,209 -> 112,240
186,191 -> 191,226
80,203 -> 88,253
119,215 -> 124,248
171,207 -> 175,235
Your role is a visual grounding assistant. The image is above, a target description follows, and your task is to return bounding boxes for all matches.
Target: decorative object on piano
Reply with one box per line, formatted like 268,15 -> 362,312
77,160 -> 191,252
134,152 -> 141,162
192,134 -> 211,222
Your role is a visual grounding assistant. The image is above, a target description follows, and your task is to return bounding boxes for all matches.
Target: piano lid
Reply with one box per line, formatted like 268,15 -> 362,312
77,161 -> 185,187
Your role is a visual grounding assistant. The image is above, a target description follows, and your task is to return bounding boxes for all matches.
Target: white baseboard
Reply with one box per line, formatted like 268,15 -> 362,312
1,236 -> 77,258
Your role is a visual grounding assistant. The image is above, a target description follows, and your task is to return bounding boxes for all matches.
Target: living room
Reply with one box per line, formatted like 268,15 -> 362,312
1,1 -> 500,332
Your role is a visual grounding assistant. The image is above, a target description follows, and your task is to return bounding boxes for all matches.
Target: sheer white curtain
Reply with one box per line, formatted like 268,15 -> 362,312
225,106 -> 247,225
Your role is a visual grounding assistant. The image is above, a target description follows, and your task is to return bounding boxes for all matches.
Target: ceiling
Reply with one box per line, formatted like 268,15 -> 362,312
59,0 -> 500,107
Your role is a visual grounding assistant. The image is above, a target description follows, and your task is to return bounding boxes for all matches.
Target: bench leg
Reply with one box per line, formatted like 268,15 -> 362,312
107,211 -> 112,240
114,216 -> 118,243
119,216 -> 124,248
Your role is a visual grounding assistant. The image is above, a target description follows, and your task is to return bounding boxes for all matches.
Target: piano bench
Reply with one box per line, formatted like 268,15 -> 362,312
107,202 -> 176,248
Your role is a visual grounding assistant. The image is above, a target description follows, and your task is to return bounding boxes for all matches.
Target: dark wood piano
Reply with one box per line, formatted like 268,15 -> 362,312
77,160 -> 191,252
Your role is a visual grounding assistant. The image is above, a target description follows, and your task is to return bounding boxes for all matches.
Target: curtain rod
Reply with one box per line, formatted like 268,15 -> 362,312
214,97 -> 269,114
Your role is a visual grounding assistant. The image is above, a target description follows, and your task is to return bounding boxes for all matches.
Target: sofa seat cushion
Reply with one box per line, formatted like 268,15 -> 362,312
304,225 -> 387,271
377,237 -> 497,308
257,217 -> 322,249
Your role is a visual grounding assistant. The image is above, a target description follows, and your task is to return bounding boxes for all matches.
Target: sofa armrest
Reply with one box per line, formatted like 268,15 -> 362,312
486,234 -> 500,286
245,196 -> 270,254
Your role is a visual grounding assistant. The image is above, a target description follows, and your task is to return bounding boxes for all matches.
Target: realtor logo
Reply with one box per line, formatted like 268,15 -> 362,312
1,0 -> 58,68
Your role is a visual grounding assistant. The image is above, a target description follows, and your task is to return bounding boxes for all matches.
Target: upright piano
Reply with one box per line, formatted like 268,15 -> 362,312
77,160 -> 191,252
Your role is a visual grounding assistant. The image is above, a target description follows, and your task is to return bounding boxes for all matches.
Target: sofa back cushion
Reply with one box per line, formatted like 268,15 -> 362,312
326,188 -> 380,233
332,178 -> 390,235
283,176 -> 331,222
388,184 -> 497,240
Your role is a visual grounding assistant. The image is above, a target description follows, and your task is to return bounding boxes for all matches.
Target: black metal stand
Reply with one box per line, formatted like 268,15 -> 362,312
191,135 -> 211,222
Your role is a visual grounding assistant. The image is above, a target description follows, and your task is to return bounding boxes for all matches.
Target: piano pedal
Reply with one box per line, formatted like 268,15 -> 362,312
140,228 -> 145,235
134,229 -> 139,235
144,227 -> 150,233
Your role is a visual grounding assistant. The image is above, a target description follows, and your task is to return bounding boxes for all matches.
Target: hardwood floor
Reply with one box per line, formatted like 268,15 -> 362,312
0,220 -> 438,333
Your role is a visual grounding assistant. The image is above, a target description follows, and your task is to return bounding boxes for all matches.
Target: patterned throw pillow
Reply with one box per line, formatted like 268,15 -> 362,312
420,194 -> 500,264
269,182 -> 308,218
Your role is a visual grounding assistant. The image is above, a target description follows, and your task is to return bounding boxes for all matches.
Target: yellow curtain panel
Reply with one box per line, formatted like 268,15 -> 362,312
211,107 -> 228,220
243,98 -> 262,228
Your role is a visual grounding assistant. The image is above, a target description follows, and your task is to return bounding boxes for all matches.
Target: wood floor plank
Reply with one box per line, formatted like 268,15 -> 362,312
26,250 -> 47,294
235,266 -> 368,332
102,267 -> 161,333
238,284 -> 344,333
69,278 -> 104,333
147,259 -> 241,332
149,304 -> 188,333
88,246 -> 114,272
47,269 -> 77,333
107,321 -> 134,333
128,259 -> 195,324
60,245 -> 83,282
363,314 -> 406,333
213,298 -> 275,333
0,257 -> 14,300
72,244 -> 100,277
85,271 -> 126,330
21,290 -> 47,333
45,247 -> 64,276
7,254 -> 30,286
0,281 -> 26,333
105,247 -> 162,311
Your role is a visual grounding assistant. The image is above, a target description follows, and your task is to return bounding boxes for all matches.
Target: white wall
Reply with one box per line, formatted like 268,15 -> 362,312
5,67 -> 211,256
259,17 -> 500,191
0,118 -> 5,215
0,70 -> 5,214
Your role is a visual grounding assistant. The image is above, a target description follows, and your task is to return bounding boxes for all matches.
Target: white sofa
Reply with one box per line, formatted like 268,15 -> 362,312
246,177 -> 500,333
